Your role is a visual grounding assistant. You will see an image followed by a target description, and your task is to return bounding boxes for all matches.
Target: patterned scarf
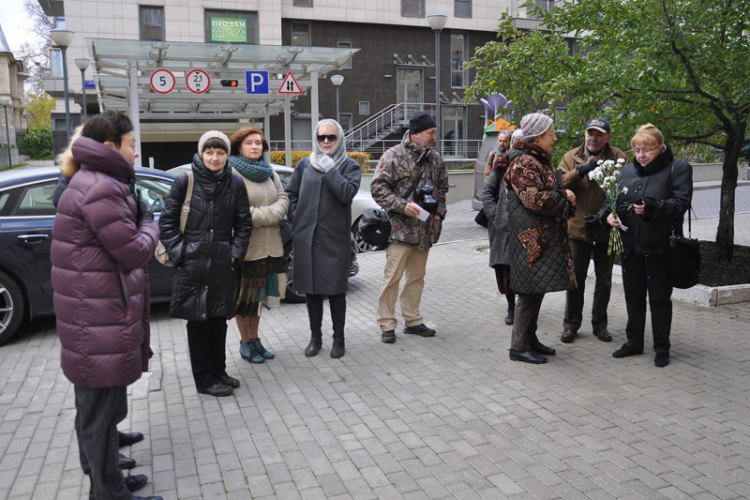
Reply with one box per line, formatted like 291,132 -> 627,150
229,154 -> 273,182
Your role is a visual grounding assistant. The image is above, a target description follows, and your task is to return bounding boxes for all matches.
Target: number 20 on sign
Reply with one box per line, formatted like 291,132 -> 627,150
186,69 -> 210,94
150,69 -> 176,94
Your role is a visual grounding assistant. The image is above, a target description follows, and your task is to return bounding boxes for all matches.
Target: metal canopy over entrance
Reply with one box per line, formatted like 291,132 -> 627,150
85,38 -> 358,166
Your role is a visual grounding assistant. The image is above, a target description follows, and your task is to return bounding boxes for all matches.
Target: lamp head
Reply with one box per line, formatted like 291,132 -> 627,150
50,29 -> 75,48
330,74 -> 344,87
427,14 -> 448,31
75,58 -> 90,71
0,98 -> 10,107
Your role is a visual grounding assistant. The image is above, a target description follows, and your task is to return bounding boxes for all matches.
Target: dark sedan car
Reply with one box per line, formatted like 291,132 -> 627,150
0,166 -> 176,345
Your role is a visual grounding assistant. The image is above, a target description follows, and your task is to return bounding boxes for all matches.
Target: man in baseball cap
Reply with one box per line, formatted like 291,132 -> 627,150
558,118 -> 627,345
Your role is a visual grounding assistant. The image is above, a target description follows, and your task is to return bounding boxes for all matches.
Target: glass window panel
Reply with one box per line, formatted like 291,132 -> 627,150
140,6 -> 165,41
451,33 -> 468,88
291,22 -> 311,47
339,113 -> 353,132
293,0 -> 313,5
401,0 -> 422,17
455,0 -> 472,18
12,182 -> 57,216
337,42 -> 352,69
359,101 -> 370,116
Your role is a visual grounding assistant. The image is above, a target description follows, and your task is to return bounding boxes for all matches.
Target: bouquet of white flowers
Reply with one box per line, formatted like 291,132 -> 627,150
588,158 -> 627,255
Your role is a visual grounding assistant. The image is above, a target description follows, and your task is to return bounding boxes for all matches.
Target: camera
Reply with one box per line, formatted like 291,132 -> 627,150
415,185 -> 438,213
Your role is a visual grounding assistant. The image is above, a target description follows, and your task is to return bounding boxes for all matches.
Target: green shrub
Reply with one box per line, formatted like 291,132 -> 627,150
17,126 -> 54,160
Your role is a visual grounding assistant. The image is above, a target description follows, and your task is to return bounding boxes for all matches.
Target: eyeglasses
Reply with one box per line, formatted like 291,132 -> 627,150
634,146 -> 659,155
317,134 -> 337,143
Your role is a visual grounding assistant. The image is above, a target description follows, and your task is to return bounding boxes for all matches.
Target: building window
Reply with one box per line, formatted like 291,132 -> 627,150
205,9 -> 257,44
339,113 -> 353,132
401,0 -> 424,17
527,0 -> 555,19
139,6 -> 165,41
455,0 -> 471,18
337,41 -> 352,69
291,22 -> 311,47
293,0 -> 313,5
451,32 -> 468,88
359,101 -> 370,116
50,48 -> 64,78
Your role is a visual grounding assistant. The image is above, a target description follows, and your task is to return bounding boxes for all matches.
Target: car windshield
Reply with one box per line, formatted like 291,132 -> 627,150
276,170 -> 292,188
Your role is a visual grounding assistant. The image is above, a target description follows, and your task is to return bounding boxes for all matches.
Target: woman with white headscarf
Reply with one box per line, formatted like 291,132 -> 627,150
285,119 -> 361,359
505,113 -> 577,364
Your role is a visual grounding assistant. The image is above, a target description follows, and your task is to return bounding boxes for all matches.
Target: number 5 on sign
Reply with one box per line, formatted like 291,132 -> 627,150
186,69 -> 210,94
150,69 -> 175,94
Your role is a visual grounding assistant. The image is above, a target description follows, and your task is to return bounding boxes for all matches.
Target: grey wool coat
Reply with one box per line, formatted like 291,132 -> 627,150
481,167 -> 511,268
286,157 -> 361,295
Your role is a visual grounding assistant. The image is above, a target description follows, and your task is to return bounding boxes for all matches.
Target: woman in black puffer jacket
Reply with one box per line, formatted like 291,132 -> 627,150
159,131 -> 252,396
603,124 -> 692,368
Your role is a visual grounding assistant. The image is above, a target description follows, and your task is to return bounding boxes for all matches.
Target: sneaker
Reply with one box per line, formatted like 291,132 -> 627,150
403,323 -> 436,337
381,330 -> 396,343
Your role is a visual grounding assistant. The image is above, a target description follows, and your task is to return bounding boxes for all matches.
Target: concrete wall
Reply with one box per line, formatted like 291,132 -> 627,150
0,148 -> 20,169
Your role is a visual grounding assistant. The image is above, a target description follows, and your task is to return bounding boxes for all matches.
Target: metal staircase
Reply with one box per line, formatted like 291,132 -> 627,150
345,102 -> 435,152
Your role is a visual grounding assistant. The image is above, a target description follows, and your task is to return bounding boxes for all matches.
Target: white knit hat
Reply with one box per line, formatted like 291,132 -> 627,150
198,130 -> 231,153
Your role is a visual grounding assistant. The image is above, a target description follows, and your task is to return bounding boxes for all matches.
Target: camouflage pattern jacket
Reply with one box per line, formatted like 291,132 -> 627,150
370,132 -> 449,251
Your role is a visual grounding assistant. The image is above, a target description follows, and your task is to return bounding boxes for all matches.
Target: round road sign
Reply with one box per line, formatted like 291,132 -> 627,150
150,69 -> 176,94
186,69 -> 210,94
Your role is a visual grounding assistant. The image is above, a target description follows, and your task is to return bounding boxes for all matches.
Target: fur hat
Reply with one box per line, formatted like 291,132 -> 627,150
409,111 -> 437,135
198,130 -> 231,153
519,113 -> 554,140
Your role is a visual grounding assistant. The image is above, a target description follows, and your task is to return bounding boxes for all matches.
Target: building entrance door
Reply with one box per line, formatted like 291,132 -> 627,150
442,105 -> 466,157
397,68 -> 423,104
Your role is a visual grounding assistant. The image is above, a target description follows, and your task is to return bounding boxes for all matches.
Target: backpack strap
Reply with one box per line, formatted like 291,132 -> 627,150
178,171 -> 194,232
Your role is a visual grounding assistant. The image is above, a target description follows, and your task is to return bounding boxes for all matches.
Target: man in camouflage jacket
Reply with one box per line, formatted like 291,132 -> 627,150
370,112 -> 449,344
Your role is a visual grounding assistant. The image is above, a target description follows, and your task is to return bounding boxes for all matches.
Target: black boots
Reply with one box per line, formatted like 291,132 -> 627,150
330,296 -> 346,359
305,296 -> 324,357
305,295 -> 346,358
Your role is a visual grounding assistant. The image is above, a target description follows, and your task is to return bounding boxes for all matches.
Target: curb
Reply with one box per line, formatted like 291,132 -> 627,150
600,263 -> 750,307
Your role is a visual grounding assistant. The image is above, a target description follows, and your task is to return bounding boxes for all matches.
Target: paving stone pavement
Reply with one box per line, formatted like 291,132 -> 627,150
2,198 -> 750,500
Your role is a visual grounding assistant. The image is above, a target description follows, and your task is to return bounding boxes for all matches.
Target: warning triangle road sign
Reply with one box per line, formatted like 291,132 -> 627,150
278,72 -> 302,94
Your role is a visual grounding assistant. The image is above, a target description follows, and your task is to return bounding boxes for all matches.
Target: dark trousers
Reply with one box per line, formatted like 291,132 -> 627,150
187,317 -> 229,390
306,293 -> 346,335
564,239 -> 614,332
74,385 -> 130,500
621,253 -> 672,353
510,293 -> 545,351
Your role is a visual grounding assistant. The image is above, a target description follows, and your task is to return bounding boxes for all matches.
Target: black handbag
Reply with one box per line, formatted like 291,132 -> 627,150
669,209 -> 701,289
358,208 -> 391,247
474,209 -> 489,228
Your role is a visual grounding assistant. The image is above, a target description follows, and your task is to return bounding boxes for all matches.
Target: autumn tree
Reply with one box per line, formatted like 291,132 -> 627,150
24,90 -> 55,129
465,0 -> 750,261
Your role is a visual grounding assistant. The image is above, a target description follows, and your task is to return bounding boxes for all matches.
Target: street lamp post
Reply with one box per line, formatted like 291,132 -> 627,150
50,29 -> 75,143
427,14 -> 448,155
0,98 -> 12,168
330,74 -> 344,124
75,58 -> 90,121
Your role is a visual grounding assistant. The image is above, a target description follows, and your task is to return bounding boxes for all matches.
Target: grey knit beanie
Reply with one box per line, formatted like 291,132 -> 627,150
519,113 -> 553,140
198,130 -> 231,153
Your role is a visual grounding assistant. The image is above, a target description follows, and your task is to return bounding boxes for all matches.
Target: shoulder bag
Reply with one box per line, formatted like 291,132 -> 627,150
668,163 -> 700,288
154,171 -> 195,266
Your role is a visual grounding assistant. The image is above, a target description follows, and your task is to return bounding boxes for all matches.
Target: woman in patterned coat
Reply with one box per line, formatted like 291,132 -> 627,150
505,113 -> 577,364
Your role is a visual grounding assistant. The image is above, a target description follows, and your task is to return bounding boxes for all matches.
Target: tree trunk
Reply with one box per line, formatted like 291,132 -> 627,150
715,125 -> 745,262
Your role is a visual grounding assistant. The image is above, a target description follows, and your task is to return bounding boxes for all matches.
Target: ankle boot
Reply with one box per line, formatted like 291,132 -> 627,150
305,296 -> 324,357
241,340 -> 265,364
252,338 -> 275,359
330,296 -> 346,359
504,304 -> 515,325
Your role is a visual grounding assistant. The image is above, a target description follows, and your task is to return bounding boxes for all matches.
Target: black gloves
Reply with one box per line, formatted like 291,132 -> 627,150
584,213 -> 603,231
576,159 -> 598,178
135,190 -> 154,222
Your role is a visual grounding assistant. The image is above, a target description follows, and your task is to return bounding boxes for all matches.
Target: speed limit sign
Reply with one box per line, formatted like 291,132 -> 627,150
150,69 -> 175,94
186,69 -> 210,94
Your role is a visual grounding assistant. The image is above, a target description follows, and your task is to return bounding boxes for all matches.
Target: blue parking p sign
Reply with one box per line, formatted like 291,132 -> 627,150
246,71 -> 269,94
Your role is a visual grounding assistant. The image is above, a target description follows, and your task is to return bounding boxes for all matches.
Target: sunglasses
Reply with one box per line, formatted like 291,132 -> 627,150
317,134 -> 338,143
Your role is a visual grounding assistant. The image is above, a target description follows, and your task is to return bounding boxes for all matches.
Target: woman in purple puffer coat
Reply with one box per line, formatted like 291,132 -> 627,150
51,110 -> 162,500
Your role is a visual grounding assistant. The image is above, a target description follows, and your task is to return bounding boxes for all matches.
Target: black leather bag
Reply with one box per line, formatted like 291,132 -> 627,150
669,210 -> 701,289
474,209 -> 489,228
358,208 -> 391,248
